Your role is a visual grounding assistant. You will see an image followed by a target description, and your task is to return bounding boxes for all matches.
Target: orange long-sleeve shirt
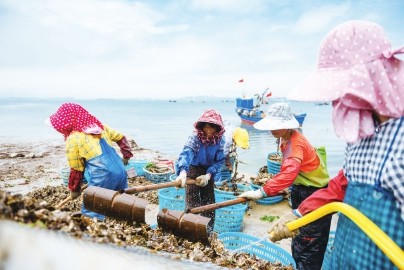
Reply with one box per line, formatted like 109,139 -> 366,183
262,131 -> 320,196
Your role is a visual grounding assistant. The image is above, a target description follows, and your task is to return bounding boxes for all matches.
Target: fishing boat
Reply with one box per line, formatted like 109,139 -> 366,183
235,96 -> 307,126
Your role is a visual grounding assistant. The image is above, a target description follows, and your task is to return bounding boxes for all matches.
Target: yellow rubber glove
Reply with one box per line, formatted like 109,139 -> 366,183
268,211 -> 300,242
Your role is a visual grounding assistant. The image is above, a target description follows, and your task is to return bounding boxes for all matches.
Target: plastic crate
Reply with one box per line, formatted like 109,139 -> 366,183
143,166 -> 174,183
250,183 -> 283,205
128,159 -> 148,176
322,230 -> 335,270
218,232 -> 296,268
213,192 -> 248,233
267,152 -> 282,174
158,187 -> 185,211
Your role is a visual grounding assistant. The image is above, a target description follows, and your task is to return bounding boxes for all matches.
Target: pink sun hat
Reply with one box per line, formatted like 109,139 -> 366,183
287,20 -> 404,102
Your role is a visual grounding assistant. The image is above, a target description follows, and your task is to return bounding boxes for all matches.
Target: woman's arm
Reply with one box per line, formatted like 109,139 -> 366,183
298,169 -> 348,215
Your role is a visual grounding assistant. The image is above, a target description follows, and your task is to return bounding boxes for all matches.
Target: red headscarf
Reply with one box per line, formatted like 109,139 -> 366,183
49,103 -> 104,140
194,109 -> 225,145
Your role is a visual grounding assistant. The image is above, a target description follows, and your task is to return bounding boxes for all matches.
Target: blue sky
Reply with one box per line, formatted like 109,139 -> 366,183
0,0 -> 403,99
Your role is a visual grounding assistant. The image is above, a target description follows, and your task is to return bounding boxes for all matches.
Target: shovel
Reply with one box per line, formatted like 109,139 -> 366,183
55,184 -> 88,209
83,179 -> 197,224
157,197 -> 249,244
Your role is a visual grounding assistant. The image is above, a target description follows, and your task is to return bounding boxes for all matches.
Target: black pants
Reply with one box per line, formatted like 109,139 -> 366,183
291,184 -> 332,270
186,165 -> 215,231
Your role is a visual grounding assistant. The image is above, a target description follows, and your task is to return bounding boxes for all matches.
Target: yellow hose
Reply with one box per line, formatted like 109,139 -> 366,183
286,202 -> 404,269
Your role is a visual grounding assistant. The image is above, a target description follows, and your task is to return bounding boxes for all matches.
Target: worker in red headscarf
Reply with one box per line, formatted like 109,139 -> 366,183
46,103 -> 133,219
175,109 -> 226,231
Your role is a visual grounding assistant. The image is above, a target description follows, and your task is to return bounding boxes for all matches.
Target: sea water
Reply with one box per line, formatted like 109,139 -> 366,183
0,98 -> 345,177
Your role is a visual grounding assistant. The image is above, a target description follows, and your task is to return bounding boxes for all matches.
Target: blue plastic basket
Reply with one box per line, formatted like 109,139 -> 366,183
219,169 -> 232,182
213,192 -> 248,233
257,195 -> 283,205
158,187 -> 185,211
218,232 -> 296,268
250,183 -> 283,205
128,159 -> 148,176
250,182 -> 262,190
143,166 -> 174,183
267,152 -> 282,175
60,167 -> 70,186
158,187 -> 248,233
60,167 -> 88,186
214,182 -> 252,196
322,230 -> 335,270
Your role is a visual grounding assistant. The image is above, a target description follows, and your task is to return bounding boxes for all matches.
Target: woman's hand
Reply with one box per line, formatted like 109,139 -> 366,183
267,211 -> 300,241
238,189 -> 264,200
196,174 -> 210,187
176,171 -> 187,188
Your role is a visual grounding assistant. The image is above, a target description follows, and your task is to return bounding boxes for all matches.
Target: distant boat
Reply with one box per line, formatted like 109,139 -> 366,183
235,97 -> 307,127
168,100 -> 177,102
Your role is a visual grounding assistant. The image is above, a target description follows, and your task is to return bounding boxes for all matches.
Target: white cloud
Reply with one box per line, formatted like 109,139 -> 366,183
0,0 -> 402,99
294,2 -> 351,34
190,0 -> 267,13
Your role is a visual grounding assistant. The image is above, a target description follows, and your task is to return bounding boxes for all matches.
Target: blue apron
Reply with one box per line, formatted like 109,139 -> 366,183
81,138 -> 128,220
331,118 -> 404,269
330,183 -> 404,269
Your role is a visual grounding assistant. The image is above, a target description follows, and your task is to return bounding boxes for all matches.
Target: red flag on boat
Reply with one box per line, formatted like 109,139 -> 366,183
238,79 -> 244,83
266,92 -> 272,97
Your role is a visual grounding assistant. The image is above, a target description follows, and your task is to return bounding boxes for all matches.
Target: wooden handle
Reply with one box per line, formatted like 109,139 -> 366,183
123,179 -> 197,194
55,184 -> 88,209
188,197 -> 249,214
55,196 -> 71,209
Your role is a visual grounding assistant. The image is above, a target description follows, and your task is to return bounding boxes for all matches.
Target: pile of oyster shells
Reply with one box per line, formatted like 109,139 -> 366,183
250,166 -> 275,186
214,181 -> 250,196
0,177 -> 293,270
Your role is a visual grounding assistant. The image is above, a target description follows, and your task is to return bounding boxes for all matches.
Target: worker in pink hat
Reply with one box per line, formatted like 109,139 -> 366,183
175,109 -> 226,232
269,20 -> 404,269
46,103 -> 134,220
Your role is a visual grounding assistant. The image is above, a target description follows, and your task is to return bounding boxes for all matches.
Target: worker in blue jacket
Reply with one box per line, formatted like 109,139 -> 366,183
175,109 -> 226,231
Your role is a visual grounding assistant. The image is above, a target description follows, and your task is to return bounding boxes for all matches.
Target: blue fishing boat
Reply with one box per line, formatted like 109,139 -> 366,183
235,97 -> 306,126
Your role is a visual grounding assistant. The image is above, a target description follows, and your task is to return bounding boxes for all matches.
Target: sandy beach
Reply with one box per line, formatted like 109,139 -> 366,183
0,138 -> 337,268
